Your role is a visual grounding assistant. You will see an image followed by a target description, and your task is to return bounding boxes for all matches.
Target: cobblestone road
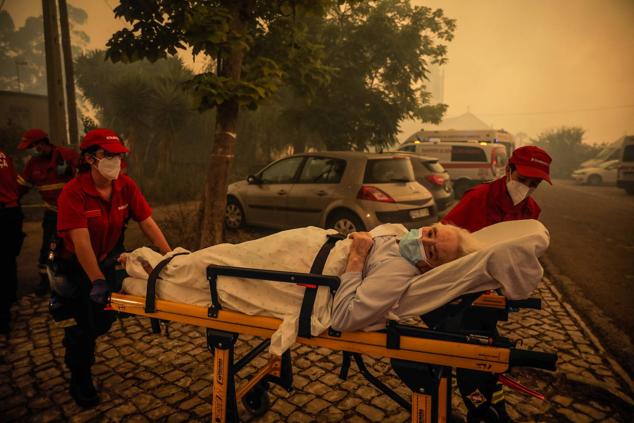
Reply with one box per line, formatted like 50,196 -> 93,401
1,278 -> 632,422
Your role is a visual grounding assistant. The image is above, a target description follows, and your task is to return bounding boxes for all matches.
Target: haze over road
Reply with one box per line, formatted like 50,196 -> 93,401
533,179 -> 634,341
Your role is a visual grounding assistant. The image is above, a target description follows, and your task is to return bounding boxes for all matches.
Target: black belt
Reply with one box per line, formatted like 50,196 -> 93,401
297,233 -> 345,338
144,252 -> 190,313
205,233 -> 345,338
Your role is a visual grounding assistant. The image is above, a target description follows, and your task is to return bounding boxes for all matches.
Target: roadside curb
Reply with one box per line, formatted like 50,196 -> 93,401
541,256 -> 634,397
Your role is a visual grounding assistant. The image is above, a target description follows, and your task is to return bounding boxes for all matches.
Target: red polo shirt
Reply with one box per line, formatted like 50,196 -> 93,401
442,177 -> 540,233
57,172 -> 152,261
17,145 -> 79,211
0,149 -> 19,207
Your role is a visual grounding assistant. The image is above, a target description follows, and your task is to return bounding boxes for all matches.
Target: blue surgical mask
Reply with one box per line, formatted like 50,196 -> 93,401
398,229 -> 429,267
30,148 -> 43,157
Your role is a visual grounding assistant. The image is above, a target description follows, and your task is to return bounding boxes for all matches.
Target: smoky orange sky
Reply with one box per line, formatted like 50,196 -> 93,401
5,0 -> 634,144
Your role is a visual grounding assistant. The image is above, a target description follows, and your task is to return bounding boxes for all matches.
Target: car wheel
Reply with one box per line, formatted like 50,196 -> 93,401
327,211 -> 365,236
225,197 -> 245,229
587,174 -> 602,185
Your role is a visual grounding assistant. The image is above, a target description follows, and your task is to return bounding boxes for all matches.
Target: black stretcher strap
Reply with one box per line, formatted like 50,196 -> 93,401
297,234 -> 345,338
208,269 -> 221,318
298,233 -> 344,338
145,252 -> 190,313
204,233 -> 344,332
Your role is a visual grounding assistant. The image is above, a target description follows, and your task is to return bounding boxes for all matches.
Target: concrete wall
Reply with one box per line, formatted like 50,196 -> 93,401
0,90 -> 49,131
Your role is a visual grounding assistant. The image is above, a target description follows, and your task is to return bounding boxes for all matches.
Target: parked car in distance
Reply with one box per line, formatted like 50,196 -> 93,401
571,159 -> 620,185
386,152 -> 455,214
225,152 -> 437,234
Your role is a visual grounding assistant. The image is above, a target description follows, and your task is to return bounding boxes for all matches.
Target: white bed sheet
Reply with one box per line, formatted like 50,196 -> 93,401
121,220 -> 549,355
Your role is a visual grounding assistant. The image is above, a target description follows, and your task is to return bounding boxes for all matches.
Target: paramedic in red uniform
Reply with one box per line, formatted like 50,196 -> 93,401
56,128 -> 171,407
442,146 -> 552,232
17,128 -> 79,294
0,149 -> 24,335
441,145 -> 552,423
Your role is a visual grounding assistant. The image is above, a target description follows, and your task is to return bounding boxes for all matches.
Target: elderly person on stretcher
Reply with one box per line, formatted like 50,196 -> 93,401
121,219 -> 548,355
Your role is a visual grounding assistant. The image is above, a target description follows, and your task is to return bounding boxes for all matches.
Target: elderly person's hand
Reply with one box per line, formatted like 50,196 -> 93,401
117,253 -> 128,266
345,231 -> 374,273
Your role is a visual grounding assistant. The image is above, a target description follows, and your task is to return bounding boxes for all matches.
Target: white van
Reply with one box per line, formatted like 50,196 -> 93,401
617,136 -> 634,195
397,141 -> 508,197
404,129 -> 516,157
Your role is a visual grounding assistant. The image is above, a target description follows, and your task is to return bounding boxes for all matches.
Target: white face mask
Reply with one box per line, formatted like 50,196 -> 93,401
94,156 -> 121,180
506,179 -> 531,205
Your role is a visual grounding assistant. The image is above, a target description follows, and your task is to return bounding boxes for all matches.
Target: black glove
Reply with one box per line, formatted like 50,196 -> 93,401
89,279 -> 110,305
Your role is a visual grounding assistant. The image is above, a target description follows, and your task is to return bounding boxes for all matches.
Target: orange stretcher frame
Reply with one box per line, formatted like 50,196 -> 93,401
109,292 -> 553,422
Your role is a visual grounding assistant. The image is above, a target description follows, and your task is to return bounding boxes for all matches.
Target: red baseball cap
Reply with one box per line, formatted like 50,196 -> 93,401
509,146 -> 552,184
80,128 -> 129,154
18,128 -> 48,149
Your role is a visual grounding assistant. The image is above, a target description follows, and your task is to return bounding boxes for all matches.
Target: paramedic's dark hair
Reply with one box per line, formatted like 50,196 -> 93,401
78,145 -> 101,172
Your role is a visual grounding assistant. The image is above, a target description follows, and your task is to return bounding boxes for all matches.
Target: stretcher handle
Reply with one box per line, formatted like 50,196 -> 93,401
509,348 -> 557,371
207,265 -> 341,293
507,298 -> 541,310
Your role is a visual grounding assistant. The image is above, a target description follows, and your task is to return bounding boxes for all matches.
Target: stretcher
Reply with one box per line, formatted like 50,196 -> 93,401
108,263 -> 558,423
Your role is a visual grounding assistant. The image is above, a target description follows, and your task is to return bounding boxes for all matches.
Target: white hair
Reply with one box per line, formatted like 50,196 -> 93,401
432,222 -> 482,259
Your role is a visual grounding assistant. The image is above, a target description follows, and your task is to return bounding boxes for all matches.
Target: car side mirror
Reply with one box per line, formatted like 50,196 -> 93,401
247,174 -> 259,184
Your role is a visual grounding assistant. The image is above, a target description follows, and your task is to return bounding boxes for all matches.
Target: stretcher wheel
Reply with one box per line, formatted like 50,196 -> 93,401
242,382 -> 270,417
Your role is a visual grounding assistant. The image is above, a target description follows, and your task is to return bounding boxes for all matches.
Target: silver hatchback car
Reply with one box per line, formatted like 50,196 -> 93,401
225,151 -> 437,234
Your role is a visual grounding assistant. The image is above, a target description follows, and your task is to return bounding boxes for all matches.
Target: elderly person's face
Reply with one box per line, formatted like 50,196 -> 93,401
415,224 -> 460,272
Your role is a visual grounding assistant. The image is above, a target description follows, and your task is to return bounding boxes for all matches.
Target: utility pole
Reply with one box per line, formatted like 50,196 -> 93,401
42,0 -> 69,145
58,0 -> 78,145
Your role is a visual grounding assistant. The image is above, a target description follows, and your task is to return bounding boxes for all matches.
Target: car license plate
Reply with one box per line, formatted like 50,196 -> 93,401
409,208 -> 429,219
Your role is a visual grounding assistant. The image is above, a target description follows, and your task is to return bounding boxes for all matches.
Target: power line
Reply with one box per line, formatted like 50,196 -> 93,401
478,104 -> 634,117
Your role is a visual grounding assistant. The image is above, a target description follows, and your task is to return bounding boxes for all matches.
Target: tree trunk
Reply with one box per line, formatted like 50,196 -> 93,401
292,127 -> 305,154
199,2 -> 247,248
157,133 -> 172,176
58,0 -> 79,146
42,0 -> 68,146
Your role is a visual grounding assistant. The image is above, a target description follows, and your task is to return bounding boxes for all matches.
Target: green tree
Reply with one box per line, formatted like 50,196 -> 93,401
287,0 -> 455,151
531,126 -> 600,178
75,51 -> 217,203
75,52 -> 193,176
0,6 -> 89,94
106,0 -> 335,247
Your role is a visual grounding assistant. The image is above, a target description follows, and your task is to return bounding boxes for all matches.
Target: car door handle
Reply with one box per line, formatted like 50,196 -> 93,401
277,189 -> 287,195
316,190 -> 328,196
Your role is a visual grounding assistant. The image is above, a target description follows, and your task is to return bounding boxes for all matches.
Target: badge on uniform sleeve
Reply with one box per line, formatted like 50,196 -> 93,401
467,389 -> 487,407
85,209 -> 102,218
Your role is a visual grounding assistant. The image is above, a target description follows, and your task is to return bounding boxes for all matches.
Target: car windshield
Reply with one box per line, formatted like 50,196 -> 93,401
599,160 -> 619,169
623,145 -> 634,162
451,146 -> 487,162
397,144 -> 416,152
364,158 -> 415,183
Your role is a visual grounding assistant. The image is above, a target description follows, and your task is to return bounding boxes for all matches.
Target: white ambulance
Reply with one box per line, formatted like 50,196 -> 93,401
397,140 -> 508,197
404,129 -> 516,157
